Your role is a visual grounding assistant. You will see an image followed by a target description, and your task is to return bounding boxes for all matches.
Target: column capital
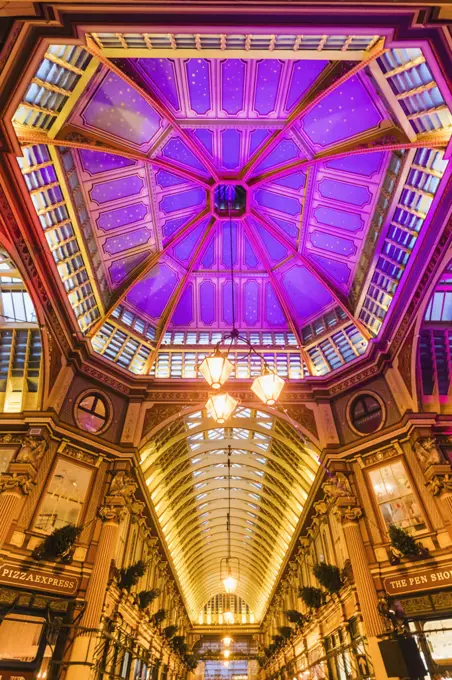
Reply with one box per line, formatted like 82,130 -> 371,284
423,464 -> 452,495
98,502 -> 128,523
332,503 -> 363,525
0,472 -> 34,495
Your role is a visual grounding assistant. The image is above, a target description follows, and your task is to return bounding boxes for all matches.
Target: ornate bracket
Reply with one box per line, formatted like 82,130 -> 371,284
0,473 -> 35,495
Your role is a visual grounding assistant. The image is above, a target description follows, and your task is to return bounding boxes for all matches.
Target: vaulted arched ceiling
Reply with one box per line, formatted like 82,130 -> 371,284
140,406 -> 319,621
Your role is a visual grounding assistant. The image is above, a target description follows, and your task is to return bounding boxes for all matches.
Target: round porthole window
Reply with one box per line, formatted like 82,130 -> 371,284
349,393 -> 384,435
75,392 -> 110,433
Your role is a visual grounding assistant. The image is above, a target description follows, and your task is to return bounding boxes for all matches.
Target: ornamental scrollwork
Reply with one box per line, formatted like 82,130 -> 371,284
98,504 -> 128,523
414,437 -> 443,469
15,437 -> 47,468
333,505 -> 363,524
0,473 -> 35,495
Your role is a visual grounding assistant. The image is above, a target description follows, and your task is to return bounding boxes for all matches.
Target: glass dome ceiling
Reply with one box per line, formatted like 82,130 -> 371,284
13,36 -> 451,378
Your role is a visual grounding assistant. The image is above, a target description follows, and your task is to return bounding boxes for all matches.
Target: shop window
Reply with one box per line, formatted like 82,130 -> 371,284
424,618 -> 452,664
0,447 -> 15,473
75,392 -> 110,433
368,460 -> 426,533
349,394 -> 384,434
34,458 -> 92,533
0,613 -> 52,669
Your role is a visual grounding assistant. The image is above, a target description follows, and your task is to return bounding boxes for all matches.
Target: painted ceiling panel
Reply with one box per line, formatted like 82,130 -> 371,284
80,71 -> 164,150
298,74 -> 385,148
39,51 -> 437,340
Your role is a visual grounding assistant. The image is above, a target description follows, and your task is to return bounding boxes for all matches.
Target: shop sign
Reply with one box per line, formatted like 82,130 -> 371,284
384,563 -> 452,596
0,561 -> 79,596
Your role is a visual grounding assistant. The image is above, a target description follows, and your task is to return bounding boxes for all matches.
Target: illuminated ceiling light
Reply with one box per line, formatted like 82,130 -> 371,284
224,662 -> 229,668
224,610 -> 234,624
251,369 -> 285,406
198,349 -> 234,389
206,393 -> 238,424
223,649 -> 231,659
223,636 -> 233,647
222,574 -> 238,594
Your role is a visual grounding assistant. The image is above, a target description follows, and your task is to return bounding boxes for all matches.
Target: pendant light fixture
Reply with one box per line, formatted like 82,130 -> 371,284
220,446 -> 239,596
197,188 -> 285,422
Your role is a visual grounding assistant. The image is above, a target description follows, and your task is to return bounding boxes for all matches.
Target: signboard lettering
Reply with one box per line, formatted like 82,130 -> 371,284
0,562 -> 79,596
384,563 -> 452,596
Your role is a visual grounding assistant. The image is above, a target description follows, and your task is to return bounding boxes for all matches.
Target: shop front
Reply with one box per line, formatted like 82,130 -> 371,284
383,562 -> 452,679
0,559 -> 81,680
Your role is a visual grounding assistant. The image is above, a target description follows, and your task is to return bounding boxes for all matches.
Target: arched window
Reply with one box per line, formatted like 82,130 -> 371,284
0,249 -> 42,412
418,259 -> 452,408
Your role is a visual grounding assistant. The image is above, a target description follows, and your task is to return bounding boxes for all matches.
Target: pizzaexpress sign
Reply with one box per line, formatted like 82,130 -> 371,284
0,561 -> 79,596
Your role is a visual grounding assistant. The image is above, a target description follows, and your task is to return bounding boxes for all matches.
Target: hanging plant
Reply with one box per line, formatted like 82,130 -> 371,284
163,625 -> 178,639
118,560 -> 146,591
389,524 -> 429,558
313,562 -> 343,594
184,654 -> 198,670
257,656 -> 266,667
152,608 -> 167,626
298,586 -> 324,610
137,588 -> 161,610
32,524 -> 82,562
285,610 -> 305,626
278,626 -> 293,640
172,636 -> 188,655
272,635 -> 284,649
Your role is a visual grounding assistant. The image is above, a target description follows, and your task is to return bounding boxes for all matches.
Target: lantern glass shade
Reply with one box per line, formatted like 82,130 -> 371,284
223,637 -> 232,647
198,349 -> 234,389
222,574 -> 238,593
251,371 -> 284,406
223,649 -> 231,659
206,393 -> 238,424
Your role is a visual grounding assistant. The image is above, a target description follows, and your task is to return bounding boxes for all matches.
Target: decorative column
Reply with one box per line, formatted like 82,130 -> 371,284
333,500 -> 389,680
66,468 -> 137,680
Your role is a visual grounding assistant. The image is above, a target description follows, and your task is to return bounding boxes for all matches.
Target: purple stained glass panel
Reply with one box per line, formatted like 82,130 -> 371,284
272,171 -> 306,190
162,214 -> 197,241
309,231 -> 357,257
265,283 -> 287,326
90,175 -> 144,205
318,179 -> 371,207
127,263 -> 179,318
221,60 -> 246,114
222,281 -> 239,326
194,129 -> 214,156
160,137 -> 209,174
286,60 -> 328,111
79,149 -> 135,175
109,252 -> 148,287
254,60 -> 283,115
171,284 -> 194,326
155,170 -> 187,188
97,203 -> 148,232
82,72 -> 162,147
325,151 -> 385,177
221,222 -> 238,268
200,280 -> 216,325
249,129 -> 273,157
172,220 -> 209,263
254,138 -> 301,174
301,75 -> 383,147
200,232 -> 216,269
244,280 -> 259,325
308,254 -> 351,288
244,237 -> 261,269
281,265 -> 333,319
221,129 -> 241,170
254,189 -> 301,216
103,227 -> 152,255
137,58 -> 180,110
186,59 -> 211,114
255,224 -> 288,264
267,215 -> 299,241
314,206 -> 363,232
160,187 -> 205,214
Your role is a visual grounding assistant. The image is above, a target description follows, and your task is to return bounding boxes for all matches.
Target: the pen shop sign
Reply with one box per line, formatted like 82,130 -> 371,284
0,561 -> 79,596
384,563 -> 452,596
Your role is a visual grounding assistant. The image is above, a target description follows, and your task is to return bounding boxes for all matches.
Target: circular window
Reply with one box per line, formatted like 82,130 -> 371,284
349,393 -> 384,434
75,392 -> 110,433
